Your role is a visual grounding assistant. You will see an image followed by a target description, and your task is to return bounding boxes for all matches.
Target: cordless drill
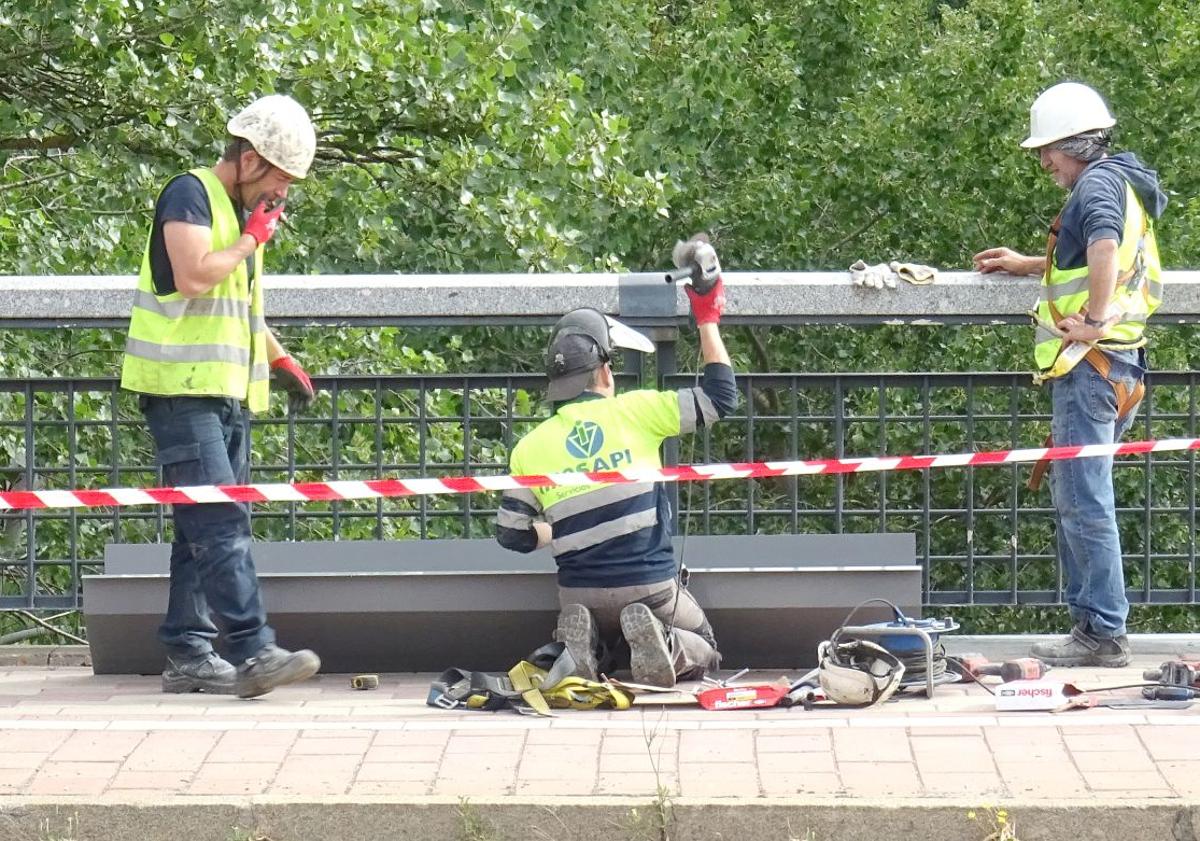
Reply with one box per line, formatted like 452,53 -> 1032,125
954,655 -> 1050,682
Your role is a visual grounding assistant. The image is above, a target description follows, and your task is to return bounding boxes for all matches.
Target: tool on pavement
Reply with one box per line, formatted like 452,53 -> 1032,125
817,638 -> 906,707
697,681 -> 790,710
1142,659 -> 1200,686
691,668 -> 790,711
1142,684 -> 1197,702
350,674 -> 379,690
951,655 -> 1050,683
832,599 -> 960,698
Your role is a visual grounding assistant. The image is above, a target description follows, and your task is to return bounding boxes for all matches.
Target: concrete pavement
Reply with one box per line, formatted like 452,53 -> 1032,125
2,655 -> 1200,840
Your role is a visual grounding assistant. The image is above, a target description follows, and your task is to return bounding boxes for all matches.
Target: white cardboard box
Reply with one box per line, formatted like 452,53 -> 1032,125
994,679 -> 1072,711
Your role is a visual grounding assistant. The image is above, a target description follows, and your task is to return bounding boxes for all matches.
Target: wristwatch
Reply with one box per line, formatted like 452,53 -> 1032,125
1083,314 -> 1107,328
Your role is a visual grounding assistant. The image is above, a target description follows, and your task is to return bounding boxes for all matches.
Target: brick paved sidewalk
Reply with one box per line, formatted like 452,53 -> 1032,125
1,660 -> 1199,803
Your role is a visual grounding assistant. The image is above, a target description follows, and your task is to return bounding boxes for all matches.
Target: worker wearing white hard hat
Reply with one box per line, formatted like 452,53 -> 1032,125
973,82 -> 1168,668
120,94 -> 322,698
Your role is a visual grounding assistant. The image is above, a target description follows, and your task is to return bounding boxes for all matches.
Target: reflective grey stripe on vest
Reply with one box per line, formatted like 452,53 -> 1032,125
125,337 -> 250,367
1044,275 -> 1090,301
677,389 -> 698,433
251,363 -> 270,381
496,506 -> 533,530
543,482 -> 651,524
1034,324 -> 1059,346
694,389 -> 719,425
133,290 -> 250,322
1147,278 -> 1164,301
551,507 -> 659,555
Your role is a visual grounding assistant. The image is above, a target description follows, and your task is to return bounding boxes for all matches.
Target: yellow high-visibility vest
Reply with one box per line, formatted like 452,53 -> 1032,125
121,168 -> 269,412
1033,181 -> 1162,372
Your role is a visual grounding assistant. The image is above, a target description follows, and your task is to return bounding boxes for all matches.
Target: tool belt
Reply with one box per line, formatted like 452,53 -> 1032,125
426,642 -> 632,716
1027,345 -> 1144,492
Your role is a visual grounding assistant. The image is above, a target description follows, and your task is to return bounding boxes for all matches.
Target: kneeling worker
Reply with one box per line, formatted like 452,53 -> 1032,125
495,239 -> 736,687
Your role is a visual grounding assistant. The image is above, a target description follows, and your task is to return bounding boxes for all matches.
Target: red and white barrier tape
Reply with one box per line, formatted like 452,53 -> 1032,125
1,437 -> 1197,511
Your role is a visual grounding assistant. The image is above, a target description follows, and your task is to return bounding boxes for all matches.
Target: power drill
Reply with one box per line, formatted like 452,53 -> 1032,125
1142,659 -> 1200,686
1141,659 -> 1200,701
954,654 -> 1050,682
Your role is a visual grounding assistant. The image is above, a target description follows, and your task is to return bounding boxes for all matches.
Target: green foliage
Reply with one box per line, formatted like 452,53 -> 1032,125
4,0 -> 1200,275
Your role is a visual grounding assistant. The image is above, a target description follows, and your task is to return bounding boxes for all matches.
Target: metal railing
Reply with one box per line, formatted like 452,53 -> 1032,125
4,271 -> 1200,612
2,366 -> 1197,610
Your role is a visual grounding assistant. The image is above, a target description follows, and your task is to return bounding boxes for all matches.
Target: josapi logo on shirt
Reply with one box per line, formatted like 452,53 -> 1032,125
564,421 -> 632,472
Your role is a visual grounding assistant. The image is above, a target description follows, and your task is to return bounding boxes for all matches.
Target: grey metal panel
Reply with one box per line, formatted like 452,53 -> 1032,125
83,562 -> 920,674
618,272 -> 678,318
103,540 -> 555,575
101,533 -> 915,576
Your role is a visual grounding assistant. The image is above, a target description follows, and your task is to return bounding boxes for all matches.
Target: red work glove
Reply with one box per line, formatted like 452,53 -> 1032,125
243,200 -> 285,246
269,355 -> 315,414
685,276 -> 726,325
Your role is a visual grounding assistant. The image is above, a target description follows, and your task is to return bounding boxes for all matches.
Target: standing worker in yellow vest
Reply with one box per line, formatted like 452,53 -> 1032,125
495,237 -> 736,688
974,82 -> 1167,667
121,95 -> 322,698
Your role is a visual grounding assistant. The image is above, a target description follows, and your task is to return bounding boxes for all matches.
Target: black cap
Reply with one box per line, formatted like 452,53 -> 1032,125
546,332 -> 608,402
545,308 -> 655,402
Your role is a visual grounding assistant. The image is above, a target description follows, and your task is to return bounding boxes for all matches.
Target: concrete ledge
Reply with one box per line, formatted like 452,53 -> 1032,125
947,633 -> 1200,660
1,798 -> 1196,841
6,270 -> 1200,326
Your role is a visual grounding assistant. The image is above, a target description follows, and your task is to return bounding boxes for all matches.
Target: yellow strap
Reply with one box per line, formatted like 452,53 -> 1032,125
543,677 -> 634,711
508,660 -> 554,717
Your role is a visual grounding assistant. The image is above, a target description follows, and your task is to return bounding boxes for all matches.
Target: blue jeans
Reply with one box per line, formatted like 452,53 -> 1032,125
140,396 -> 275,665
1048,348 -> 1145,639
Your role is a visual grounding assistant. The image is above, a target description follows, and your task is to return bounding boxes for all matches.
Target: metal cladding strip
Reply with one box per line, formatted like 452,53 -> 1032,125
0,437 -> 1198,511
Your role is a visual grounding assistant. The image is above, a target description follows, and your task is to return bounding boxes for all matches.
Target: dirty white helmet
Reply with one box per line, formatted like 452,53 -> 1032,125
1021,82 -> 1115,149
818,639 -> 905,706
227,94 -> 317,179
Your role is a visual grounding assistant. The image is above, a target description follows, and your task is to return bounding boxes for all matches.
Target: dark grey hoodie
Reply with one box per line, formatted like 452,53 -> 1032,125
1051,151 -> 1168,272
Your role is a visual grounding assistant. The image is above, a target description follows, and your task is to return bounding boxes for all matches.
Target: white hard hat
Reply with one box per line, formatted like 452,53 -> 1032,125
818,639 -> 906,706
1021,82 -> 1115,149
227,94 -> 317,179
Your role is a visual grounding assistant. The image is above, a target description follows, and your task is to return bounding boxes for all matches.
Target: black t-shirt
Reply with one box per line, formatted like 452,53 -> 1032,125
148,174 -> 252,295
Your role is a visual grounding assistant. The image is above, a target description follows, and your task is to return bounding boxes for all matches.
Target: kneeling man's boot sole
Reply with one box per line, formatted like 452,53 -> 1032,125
621,603 -> 675,688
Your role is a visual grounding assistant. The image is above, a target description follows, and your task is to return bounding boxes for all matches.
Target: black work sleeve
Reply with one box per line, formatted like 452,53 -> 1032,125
495,489 -> 542,553
697,362 -> 738,423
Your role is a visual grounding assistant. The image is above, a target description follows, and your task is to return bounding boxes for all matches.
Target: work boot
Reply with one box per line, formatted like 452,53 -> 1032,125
161,651 -> 236,695
620,603 -> 675,688
1030,622 -> 1131,668
235,645 -> 321,699
555,604 -> 599,681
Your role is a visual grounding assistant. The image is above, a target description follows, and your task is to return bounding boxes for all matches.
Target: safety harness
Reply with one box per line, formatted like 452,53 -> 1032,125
1026,211 -> 1149,492
427,642 -> 632,716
